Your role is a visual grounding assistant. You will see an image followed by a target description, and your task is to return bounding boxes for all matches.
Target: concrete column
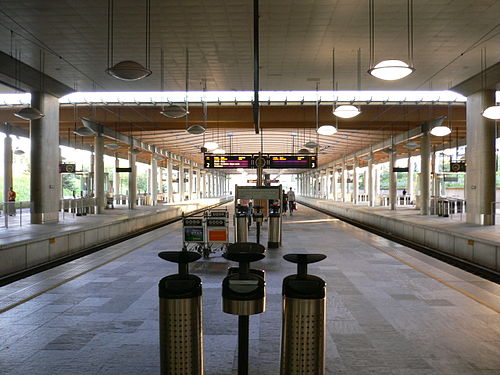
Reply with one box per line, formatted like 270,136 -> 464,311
167,159 -> 173,202
375,164 -> 381,201
179,163 -> 185,201
94,134 -> 105,214
90,148 -> 94,194
431,146 -> 437,197
202,172 -> 207,198
188,163 -> 193,201
114,154 -> 120,203
341,160 -> 347,202
332,169 -> 338,201
3,135 -> 13,204
30,92 -> 60,223
353,159 -> 359,204
466,90 -> 496,225
420,130 -> 431,215
195,169 -> 201,199
368,154 -> 374,207
407,154 -> 414,199
151,156 -> 158,205
128,148 -> 137,209
389,150 -> 397,210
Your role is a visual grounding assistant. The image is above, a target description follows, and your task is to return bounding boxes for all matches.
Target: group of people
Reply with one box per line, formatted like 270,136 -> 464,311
282,187 -> 296,216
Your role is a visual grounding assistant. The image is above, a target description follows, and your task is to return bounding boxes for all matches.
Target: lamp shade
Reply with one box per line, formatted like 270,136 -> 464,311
298,148 -> 311,154
105,143 -> 120,150
368,60 -> 415,80
333,105 -> 361,119
14,148 -> 25,155
304,141 -> 319,148
482,105 -> 500,120
213,148 -> 226,154
186,125 -> 206,135
317,125 -> 338,135
106,60 -> 152,81
204,141 -> 219,151
160,105 -> 188,119
430,125 -> 451,137
74,126 -> 95,136
14,107 -> 44,120
404,141 -> 419,149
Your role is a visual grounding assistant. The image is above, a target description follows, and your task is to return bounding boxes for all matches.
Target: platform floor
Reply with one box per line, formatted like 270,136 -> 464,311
0,204 -> 499,374
0,200 -> 208,247
309,198 -> 500,246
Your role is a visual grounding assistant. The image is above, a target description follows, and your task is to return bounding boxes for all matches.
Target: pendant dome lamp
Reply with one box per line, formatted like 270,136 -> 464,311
159,49 -> 188,119
106,0 -> 152,81
367,0 -> 415,80
480,48 -> 500,120
187,78 -> 207,135
429,115 -> 451,137
332,48 -> 361,119
15,50 -> 45,120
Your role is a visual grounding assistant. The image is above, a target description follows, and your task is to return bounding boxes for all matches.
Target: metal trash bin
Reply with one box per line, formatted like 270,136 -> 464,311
222,242 -> 266,375
281,254 -> 327,375
158,251 -> 204,375
268,206 -> 282,248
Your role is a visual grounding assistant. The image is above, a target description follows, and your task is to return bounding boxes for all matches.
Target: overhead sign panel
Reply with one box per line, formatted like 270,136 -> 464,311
268,155 -> 317,169
203,153 -> 318,169
204,154 -> 252,169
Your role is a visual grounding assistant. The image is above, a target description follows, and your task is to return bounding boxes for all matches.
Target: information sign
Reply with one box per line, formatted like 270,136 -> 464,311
393,167 -> 409,173
268,155 -> 317,169
184,227 -> 204,242
116,167 -> 132,173
204,154 -> 252,169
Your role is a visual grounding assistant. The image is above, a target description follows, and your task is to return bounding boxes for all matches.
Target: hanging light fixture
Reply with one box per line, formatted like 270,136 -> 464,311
367,0 -> 415,80
482,106 -> 500,120
105,143 -> 120,150
405,141 -> 419,149
74,126 -> 95,137
430,125 -> 451,137
187,78 -> 207,135
305,141 -> 319,148
15,107 -> 44,121
204,141 -> 219,151
213,148 -> 225,154
15,50 -> 45,120
333,105 -> 360,119
429,115 -> 451,137
332,48 -> 361,119
106,0 -> 152,80
14,147 -> 25,155
298,148 -> 311,154
480,48 -> 500,120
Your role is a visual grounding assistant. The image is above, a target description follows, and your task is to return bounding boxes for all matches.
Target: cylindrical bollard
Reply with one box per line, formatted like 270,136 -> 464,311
158,251 -> 204,375
268,207 -> 281,248
280,254 -> 327,375
235,213 -> 249,243
222,242 -> 266,375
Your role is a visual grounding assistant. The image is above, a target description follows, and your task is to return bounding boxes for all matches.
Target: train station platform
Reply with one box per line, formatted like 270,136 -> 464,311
0,197 -> 231,280
298,196 -> 500,274
0,204 -> 498,374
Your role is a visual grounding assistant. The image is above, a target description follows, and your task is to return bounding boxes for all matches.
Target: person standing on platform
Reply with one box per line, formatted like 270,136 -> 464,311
287,187 -> 296,216
7,187 -> 16,216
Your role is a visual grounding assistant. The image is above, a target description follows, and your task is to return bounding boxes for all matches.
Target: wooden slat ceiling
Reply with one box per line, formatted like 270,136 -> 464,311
0,102 -> 466,171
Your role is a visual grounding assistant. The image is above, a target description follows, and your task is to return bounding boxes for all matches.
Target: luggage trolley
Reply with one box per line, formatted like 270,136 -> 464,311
182,213 -> 206,254
204,208 -> 230,258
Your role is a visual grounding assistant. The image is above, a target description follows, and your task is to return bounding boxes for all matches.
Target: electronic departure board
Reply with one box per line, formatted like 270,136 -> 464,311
204,154 -> 252,169
268,155 -> 317,169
